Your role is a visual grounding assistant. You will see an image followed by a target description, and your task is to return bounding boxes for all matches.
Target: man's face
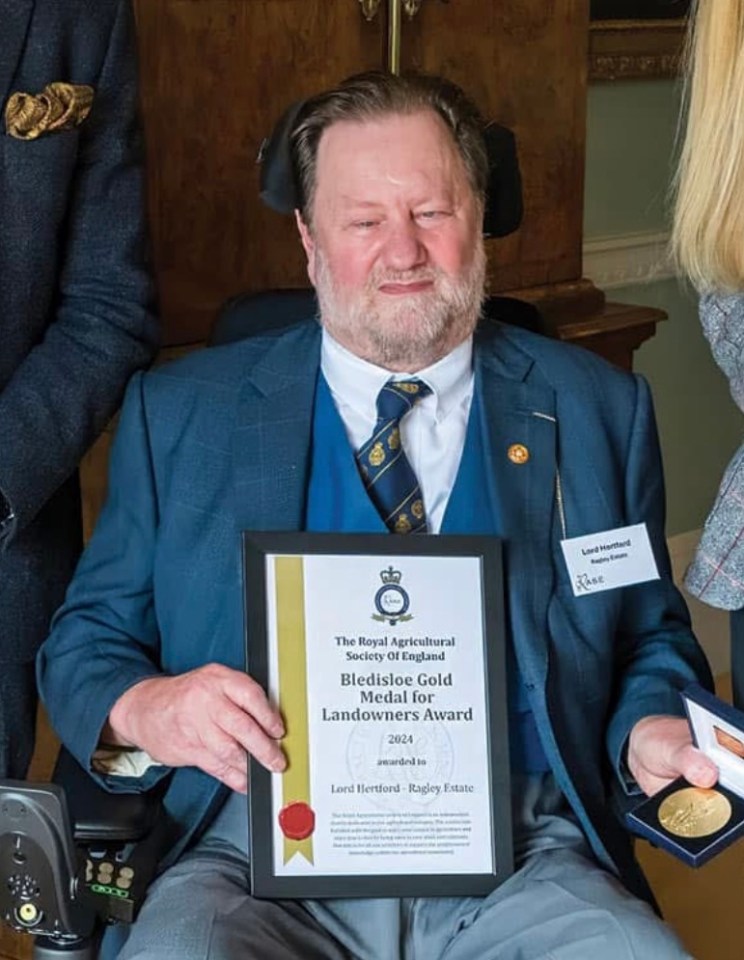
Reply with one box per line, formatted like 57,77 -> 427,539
296,110 -> 486,372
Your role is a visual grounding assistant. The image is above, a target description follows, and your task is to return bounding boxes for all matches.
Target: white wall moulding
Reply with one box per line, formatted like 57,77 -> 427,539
583,230 -> 675,290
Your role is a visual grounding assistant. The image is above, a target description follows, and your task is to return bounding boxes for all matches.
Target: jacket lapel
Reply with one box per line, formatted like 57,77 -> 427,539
0,1 -> 33,112
232,323 -> 321,532
475,327 -> 557,689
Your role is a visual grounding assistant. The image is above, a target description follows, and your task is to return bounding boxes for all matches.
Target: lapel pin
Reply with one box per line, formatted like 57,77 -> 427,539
507,443 -> 529,465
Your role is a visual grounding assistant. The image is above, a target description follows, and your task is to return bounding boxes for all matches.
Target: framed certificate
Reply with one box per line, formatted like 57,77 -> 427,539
243,532 -> 512,899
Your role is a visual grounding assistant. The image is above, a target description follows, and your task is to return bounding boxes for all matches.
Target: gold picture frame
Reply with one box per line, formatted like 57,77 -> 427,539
589,19 -> 688,81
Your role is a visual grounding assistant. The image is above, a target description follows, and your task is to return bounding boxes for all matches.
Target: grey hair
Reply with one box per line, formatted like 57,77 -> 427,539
289,71 -> 488,225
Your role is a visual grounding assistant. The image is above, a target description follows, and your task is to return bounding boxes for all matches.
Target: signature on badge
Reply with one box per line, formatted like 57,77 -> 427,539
574,573 -> 605,593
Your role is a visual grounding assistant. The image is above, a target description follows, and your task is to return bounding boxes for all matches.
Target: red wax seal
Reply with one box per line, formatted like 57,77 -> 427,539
278,801 -> 315,841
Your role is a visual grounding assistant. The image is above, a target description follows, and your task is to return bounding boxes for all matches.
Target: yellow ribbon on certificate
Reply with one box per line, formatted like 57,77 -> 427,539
275,556 -> 314,864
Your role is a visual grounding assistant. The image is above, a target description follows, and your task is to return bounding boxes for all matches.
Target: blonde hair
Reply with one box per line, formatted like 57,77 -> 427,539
672,0 -> 744,291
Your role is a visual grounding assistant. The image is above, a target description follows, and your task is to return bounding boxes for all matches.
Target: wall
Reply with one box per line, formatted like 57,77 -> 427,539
584,79 -> 743,674
584,78 -> 743,536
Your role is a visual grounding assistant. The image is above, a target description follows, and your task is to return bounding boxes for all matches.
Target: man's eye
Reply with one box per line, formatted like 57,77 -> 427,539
416,210 -> 447,221
352,220 -> 378,229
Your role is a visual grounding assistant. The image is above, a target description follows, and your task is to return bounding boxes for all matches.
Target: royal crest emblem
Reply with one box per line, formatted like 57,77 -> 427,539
372,565 -> 413,625
394,514 -> 412,534
397,382 -> 421,394
369,442 -> 386,467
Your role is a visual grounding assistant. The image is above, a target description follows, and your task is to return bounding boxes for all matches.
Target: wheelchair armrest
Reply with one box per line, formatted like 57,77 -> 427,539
53,749 -> 159,844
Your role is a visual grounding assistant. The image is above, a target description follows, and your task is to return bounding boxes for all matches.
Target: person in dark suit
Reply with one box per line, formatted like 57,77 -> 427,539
0,0 -> 158,779
40,72 -> 710,959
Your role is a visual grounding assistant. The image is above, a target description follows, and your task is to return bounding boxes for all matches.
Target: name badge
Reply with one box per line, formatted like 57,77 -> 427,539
560,523 -> 659,597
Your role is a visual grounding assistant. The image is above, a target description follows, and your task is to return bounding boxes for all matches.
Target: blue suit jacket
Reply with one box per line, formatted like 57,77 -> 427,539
38,319 -> 711,899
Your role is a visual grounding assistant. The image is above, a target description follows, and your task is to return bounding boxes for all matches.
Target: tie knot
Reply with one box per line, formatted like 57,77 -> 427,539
376,378 -> 431,424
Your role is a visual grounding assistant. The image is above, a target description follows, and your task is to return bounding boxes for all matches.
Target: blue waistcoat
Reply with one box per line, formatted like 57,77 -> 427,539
307,374 -> 548,774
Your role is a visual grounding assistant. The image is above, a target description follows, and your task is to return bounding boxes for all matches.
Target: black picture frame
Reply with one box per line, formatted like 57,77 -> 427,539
590,0 -> 690,18
242,531 -> 512,899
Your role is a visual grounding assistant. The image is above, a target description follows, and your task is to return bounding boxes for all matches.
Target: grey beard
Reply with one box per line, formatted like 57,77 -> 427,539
314,244 -> 487,370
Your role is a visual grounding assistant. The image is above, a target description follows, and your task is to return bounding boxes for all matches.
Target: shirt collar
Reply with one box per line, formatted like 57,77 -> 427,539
320,329 -> 473,424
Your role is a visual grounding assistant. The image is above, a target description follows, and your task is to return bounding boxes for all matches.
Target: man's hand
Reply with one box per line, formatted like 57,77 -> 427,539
106,664 -> 286,793
628,714 -> 718,797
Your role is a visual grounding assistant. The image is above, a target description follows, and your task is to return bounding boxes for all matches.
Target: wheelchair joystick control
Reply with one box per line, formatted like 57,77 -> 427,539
1,753 -> 167,956
0,784 -> 94,942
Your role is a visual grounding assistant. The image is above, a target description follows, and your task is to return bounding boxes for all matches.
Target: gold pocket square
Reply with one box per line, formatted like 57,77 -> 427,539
4,82 -> 94,141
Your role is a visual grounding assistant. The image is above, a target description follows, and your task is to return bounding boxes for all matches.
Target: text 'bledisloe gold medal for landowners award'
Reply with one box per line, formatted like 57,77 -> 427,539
243,532 -> 513,900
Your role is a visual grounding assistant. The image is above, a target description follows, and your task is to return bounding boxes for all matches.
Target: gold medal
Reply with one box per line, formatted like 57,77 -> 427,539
658,787 -> 731,838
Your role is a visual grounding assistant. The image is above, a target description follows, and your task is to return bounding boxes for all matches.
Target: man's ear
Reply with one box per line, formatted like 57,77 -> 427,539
295,210 -> 316,287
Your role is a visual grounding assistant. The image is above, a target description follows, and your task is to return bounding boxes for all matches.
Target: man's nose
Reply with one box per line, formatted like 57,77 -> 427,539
382,218 -> 426,271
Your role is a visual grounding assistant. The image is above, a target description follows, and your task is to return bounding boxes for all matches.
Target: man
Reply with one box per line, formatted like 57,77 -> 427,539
0,0 -> 158,779
39,72 -> 714,959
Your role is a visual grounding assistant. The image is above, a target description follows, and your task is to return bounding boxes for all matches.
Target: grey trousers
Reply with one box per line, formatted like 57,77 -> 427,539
111,843 -> 693,960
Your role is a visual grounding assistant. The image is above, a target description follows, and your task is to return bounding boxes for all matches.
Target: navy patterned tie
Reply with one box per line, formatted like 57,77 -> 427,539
356,379 -> 432,534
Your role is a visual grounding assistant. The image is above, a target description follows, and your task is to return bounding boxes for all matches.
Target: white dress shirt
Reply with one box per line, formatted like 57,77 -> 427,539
320,330 -> 475,534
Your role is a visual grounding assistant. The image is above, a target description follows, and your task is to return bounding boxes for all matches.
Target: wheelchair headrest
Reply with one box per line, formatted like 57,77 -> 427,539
258,100 -> 523,239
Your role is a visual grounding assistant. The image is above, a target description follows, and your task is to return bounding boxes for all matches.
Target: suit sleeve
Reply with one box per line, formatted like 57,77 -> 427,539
605,374 -> 713,789
37,372 -> 169,793
0,0 -> 158,541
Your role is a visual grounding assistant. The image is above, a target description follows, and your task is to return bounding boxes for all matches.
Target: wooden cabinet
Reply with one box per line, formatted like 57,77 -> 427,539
132,0 -> 657,363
